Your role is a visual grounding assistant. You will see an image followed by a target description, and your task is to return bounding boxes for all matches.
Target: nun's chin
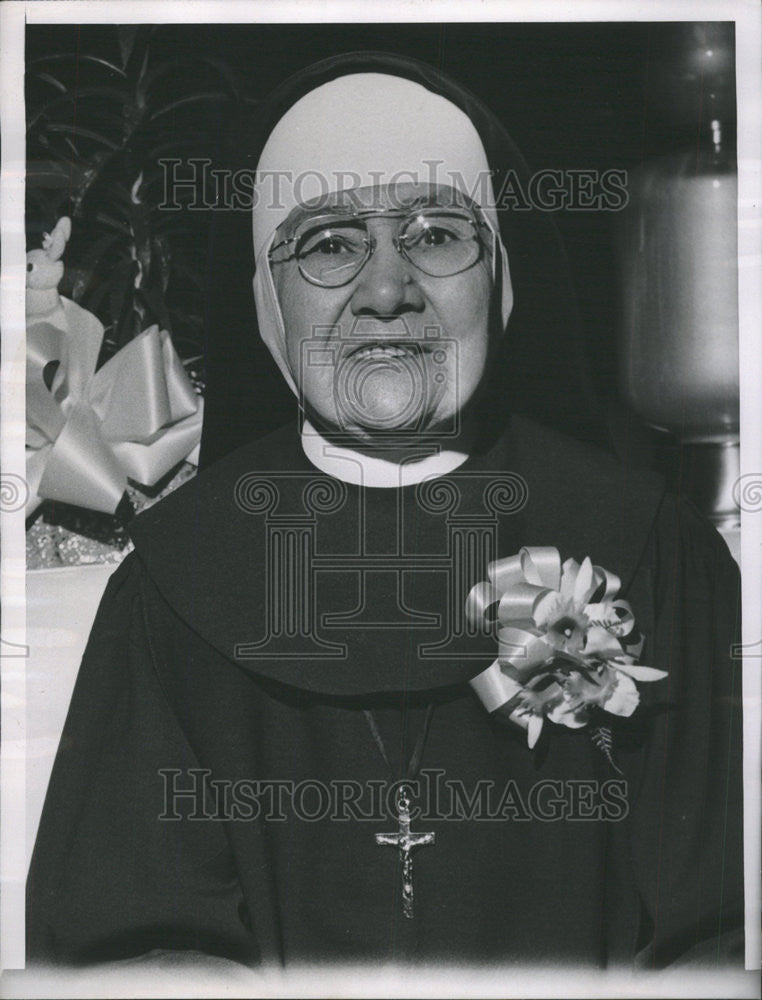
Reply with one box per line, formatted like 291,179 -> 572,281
303,393 -> 449,444
342,363 -> 431,431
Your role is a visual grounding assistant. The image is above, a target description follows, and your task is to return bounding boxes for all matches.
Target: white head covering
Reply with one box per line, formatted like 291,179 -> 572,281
251,72 -> 513,397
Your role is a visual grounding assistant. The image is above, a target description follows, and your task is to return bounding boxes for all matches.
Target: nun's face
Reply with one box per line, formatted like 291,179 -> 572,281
271,183 -> 496,442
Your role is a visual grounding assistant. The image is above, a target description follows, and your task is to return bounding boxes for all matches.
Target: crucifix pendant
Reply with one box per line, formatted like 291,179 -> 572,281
375,785 -> 435,919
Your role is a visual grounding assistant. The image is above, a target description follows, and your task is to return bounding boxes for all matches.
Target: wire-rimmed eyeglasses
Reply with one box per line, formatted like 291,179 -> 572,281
268,206 -> 492,288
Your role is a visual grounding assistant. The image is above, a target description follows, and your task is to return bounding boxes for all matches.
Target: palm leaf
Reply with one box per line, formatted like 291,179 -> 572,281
170,257 -> 207,293
197,53 -> 243,98
46,124 -> 122,151
108,257 -> 137,326
30,53 -> 127,78
70,233 -> 125,300
116,25 -> 140,70
32,85 -> 133,112
32,71 -> 68,93
151,233 -> 172,294
80,276 -> 113,318
148,92 -> 228,122
26,159 -> 80,188
135,60 -> 178,104
85,178 -> 136,207
95,211 -> 132,236
27,25 -> 241,360
137,284 -> 172,331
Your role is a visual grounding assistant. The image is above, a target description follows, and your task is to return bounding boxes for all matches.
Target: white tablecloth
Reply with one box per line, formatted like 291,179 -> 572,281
26,564 -> 118,870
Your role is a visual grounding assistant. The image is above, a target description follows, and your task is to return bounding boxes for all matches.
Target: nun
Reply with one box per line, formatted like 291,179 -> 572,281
27,52 -> 744,969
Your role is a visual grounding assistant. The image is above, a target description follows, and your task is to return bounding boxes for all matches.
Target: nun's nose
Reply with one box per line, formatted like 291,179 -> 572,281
349,230 -> 425,316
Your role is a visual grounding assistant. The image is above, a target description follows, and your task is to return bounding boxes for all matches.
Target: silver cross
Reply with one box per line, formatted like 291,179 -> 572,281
375,785 -> 435,918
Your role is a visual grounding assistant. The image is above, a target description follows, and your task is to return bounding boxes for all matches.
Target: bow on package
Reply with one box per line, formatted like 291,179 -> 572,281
465,546 -> 667,748
26,218 -> 203,518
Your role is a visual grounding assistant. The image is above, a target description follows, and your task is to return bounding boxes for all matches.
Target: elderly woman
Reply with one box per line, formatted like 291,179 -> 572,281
27,52 -> 743,969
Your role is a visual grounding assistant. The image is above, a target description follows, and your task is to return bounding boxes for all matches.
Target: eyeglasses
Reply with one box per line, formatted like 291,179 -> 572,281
268,206 -> 492,288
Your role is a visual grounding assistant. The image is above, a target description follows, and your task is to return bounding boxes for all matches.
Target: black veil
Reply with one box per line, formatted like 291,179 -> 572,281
199,51 -> 602,467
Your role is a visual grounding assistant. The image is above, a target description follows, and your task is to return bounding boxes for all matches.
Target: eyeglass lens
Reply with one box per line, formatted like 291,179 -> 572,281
293,210 -> 483,286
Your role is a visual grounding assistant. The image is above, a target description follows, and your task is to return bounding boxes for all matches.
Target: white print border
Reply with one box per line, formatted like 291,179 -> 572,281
3,2 -> 760,993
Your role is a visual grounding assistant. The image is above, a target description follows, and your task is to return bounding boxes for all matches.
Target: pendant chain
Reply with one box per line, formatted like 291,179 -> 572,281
363,702 -> 434,785
365,702 -> 436,920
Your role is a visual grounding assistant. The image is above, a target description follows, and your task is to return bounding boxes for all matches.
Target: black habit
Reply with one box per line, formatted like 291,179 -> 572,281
27,414 -> 744,969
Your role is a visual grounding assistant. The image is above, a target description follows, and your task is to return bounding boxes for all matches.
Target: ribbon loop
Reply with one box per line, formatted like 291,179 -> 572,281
487,553 -> 525,593
592,565 -> 621,602
520,546 -> 562,590
26,302 -> 203,517
497,628 -> 552,680
495,582 -> 550,626
37,403 -> 126,512
465,580 -> 501,626
466,546 -> 666,747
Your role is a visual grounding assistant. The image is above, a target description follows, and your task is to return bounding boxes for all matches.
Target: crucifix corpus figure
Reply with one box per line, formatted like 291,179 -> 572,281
374,785 -> 435,919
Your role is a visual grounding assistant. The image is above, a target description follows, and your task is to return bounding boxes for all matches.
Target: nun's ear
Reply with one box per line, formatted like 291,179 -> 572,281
489,240 -> 512,342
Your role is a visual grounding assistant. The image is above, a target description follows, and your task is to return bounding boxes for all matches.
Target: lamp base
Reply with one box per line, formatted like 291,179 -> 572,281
656,438 -> 740,530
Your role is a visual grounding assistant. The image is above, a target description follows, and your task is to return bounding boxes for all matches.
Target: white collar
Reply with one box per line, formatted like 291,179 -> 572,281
301,420 -> 470,488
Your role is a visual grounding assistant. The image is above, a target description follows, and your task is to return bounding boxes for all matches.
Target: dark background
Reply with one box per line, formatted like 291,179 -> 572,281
26,21 -> 737,441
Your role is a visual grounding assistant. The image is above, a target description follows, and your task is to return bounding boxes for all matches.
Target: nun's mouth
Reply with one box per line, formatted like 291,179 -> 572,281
344,340 -> 431,360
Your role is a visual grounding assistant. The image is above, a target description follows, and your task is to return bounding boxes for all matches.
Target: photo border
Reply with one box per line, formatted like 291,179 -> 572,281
1,1 -> 759,995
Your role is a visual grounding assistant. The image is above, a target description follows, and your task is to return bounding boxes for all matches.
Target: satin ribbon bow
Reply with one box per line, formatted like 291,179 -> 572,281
465,546 -> 666,747
26,300 -> 203,517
